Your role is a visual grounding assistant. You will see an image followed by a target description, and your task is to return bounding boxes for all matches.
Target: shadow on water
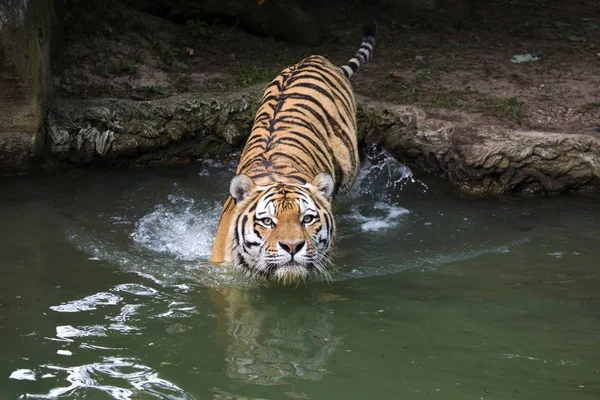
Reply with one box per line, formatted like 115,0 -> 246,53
1,148 -> 599,399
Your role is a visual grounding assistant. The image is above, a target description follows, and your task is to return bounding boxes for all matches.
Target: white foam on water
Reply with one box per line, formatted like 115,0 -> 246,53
344,202 -> 410,233
130,195 -> 221,261
9,369 -> 36,381
50,293 -> 122,313
360,220 -> 391,232
56,325 -> 107,339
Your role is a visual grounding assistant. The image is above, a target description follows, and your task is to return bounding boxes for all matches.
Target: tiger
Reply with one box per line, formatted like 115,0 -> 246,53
210,22 -> 377,284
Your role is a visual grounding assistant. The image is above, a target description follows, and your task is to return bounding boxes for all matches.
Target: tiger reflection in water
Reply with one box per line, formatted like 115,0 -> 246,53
210,287 -> 341,385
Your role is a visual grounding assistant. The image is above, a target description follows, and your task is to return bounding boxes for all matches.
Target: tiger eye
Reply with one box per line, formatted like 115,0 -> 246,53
302,215 -> 314,224
261,217 -> 273,226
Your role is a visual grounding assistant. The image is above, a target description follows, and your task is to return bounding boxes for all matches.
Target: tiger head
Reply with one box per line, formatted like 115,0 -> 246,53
228,173 -> 336,284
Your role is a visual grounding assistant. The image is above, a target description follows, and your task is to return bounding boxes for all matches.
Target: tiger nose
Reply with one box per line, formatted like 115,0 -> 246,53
279,240 -> 305,255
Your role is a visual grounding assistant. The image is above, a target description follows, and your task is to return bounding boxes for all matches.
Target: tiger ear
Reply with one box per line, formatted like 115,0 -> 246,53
230,174 -> 256,203
311,173 -> 334,199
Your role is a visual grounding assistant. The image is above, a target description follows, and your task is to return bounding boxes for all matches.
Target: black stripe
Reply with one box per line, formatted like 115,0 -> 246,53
248,171 -> 307,184
247,172 -> 278,181
348,60 -> 360,72
294,103 -> 332,137
289,72 -> 354,117
268,151 -> 318,175
244,135 -> 268,149
273,141 -> 323,173
261,94 -> 279,104
281,108 -> 332,148
286,90 -> 352,132
284,130 -> 333,166
286,82 -> 352,124
248,201 -> 258,212
234,213 -> 246,249
295,101 -> 357,166
299,60 -> 349,89
265,79 -> 282,92
278,134 -> 333,174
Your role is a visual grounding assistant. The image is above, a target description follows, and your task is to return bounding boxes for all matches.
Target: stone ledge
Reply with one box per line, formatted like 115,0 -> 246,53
46,85 -> 600,196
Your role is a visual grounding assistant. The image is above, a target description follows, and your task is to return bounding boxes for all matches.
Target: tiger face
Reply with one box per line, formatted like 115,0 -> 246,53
229,173 -> 336,284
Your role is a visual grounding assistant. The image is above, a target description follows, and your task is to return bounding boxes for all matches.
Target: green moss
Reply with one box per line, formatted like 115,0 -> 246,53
205,66 -> 282,92
415,67 -> 441,83
226,66 -> 280,89
151,39 -> 188,71
497,157 -> 510,170
483,154 -> 503,169
477,96 -> 527,124
150,86 -> 170,95
186,19 -> 209,39
425,90 -> 470,108
119,57 -> 137,74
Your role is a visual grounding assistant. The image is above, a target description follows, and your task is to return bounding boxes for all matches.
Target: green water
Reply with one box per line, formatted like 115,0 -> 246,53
1,156 -> 599,400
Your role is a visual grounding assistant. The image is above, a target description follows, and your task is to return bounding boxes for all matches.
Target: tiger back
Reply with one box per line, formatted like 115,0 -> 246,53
211,22 -> 377,283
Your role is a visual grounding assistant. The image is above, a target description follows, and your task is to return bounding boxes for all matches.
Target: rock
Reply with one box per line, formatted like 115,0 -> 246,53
46,85 -> 600,195
46,86 -> 264,165
124,0 -> 251,18
241,0 -> 319,45
0,0 -> 57,175
125,0 -> 319,45
356,100 -> 600,196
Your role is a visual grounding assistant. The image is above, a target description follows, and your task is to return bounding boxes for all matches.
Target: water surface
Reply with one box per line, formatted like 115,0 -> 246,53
1,153 -> 599,399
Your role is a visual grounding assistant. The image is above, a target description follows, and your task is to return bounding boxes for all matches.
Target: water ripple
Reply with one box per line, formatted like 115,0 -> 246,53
50,293 -> 122,313
23,357 -> 192,400
112,283 -> 159,297
56,325 -> 107,340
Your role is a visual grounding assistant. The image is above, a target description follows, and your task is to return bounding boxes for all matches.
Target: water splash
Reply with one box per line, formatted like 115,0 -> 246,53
338,146 -> 417,234
130,195 -> 221,261
345,202 -> 410,232
197,158 -> 237,176
349,145 -> 426,201
50,293 -> 122,313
